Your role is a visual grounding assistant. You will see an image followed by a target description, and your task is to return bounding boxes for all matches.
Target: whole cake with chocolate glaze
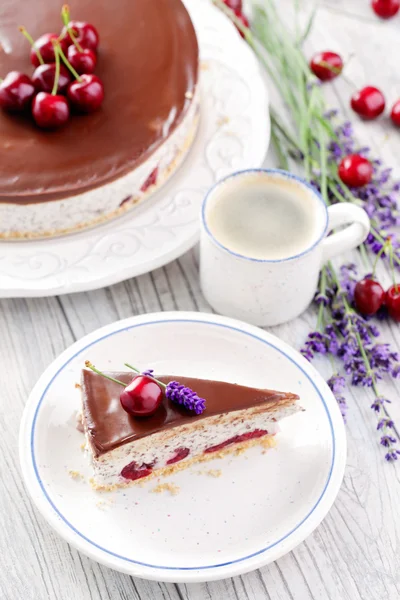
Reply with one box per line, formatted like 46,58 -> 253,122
0,0 -> 199,239
80,368 -> 301,490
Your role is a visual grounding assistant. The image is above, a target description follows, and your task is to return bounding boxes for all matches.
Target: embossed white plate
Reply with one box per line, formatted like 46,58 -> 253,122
20,312 -> 346,582
0,0 -> 269,298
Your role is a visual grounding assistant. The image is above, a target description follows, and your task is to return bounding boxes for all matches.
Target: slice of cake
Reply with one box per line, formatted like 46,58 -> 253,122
81,369 -> 301,490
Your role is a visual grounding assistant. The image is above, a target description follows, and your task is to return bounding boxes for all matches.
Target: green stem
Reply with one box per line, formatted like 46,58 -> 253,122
124,363 -> 140,373
84,361 -> 126,386
270,109 -> 302,151
67,26 -> 84,52
372,240 -> 387,278
318,123 -> 328,204
60,5 -> 83,51
51,43 -> 60,96
61,4 -> 70,26
371,227 -> 400,268
359,242 -> 369,270
57,42 -> 82,81
19,26 -> 44,65
124,363 -> 167,389
388,240 -> 398,291
270,127 -> 289,170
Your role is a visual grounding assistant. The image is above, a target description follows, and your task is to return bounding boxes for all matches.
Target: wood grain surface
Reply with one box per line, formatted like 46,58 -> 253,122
1,2 -> 400,599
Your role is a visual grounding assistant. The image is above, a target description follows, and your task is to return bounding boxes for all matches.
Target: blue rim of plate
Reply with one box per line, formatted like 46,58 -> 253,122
29,318 -> 335,571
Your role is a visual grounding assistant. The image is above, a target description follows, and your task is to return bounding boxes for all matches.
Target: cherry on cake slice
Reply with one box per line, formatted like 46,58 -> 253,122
81,368 -> 301,490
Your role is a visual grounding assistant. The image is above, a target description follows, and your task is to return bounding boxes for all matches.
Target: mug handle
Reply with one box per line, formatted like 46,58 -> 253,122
322,202 -> 370,262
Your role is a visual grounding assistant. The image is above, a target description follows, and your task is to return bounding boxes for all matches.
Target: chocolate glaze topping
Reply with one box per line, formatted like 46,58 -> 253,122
81,370 -> 299,457
0,0 -> 198,204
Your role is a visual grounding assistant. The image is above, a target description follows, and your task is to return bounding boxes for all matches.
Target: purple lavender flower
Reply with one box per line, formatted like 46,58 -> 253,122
380,435 -> 397,448
377,418 -> 394,430
142,369 -> 154,377
327,374 -> 347,421
371,397 -> 391,412
166,381 -> 206,415
385,450 -> 400,462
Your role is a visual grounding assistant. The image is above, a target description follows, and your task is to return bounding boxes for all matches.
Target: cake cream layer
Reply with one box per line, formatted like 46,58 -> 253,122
81,370 -> 300,458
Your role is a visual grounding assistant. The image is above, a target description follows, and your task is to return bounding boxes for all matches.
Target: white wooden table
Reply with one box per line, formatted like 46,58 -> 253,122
1,3 -> 400,599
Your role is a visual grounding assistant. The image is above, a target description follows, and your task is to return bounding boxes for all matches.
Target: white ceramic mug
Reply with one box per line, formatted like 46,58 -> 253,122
200,169 -> 370,326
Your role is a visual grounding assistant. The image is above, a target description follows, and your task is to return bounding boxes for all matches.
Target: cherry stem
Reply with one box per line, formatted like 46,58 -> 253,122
124,363 -> 167,389
61,4 -> 84,52
61,4 -> 70,26
84,361 -> 126,386
56,40 -> 82,81
68,27 -> 84,52
19,26 -> 44,65
51,42 -> 60,95
124,363 -> 140,373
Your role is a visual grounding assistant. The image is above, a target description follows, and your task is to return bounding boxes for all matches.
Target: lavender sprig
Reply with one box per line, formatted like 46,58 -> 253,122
301,266 -> 400,461
165,381 -> 206,415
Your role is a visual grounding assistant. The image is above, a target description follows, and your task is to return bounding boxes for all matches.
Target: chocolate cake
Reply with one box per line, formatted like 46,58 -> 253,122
0,0 -> 199,238
81,370 -> 300,490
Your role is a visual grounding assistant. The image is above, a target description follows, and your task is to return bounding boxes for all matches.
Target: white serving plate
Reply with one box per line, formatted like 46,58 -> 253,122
0,0 -> 269,298
20,312 -> 346,582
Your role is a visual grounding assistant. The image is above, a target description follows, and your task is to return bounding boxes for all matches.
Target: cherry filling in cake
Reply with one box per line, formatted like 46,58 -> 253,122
81,370 -> 301,490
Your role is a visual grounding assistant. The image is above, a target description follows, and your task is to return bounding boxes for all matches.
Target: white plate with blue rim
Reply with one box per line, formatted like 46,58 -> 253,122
19,311 -> 346,583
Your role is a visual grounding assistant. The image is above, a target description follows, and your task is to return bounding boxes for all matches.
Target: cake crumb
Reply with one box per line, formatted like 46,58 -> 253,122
151,483 -> 180,496
200,61 -> 209,71
217,116 -> 230,126
80,442 -> 86,451
75,382 -> 81,389
69,470 -> 84,480
196,469 -> 222,478
234,446 -> 247,456
185,91 -> 193,99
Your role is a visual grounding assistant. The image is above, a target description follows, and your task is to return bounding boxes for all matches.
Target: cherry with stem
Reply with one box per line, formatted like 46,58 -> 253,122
32,42 -> 70,129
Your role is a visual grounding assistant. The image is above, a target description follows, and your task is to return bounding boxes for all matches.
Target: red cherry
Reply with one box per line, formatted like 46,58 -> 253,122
235,10 -> 249,38
386,285 -> 400,322
32,92 -> 70,129
120,461 -> 153,481
30,33 -> 68,67
310,51 -> 343,81
390,100 -> 400,126
32,64 -> 71,94
166,448 -> 190,465
120,375 -> 163,417
61,21 -> 99,50
67,74 -> 104,113
338,154 -> 373,187
354,279 -> 385,316
223,0 -> 242,11
0,72 -> 35,112
372,0 -> 400,18
351,86 -> 385,120
67,45 -> 97,75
